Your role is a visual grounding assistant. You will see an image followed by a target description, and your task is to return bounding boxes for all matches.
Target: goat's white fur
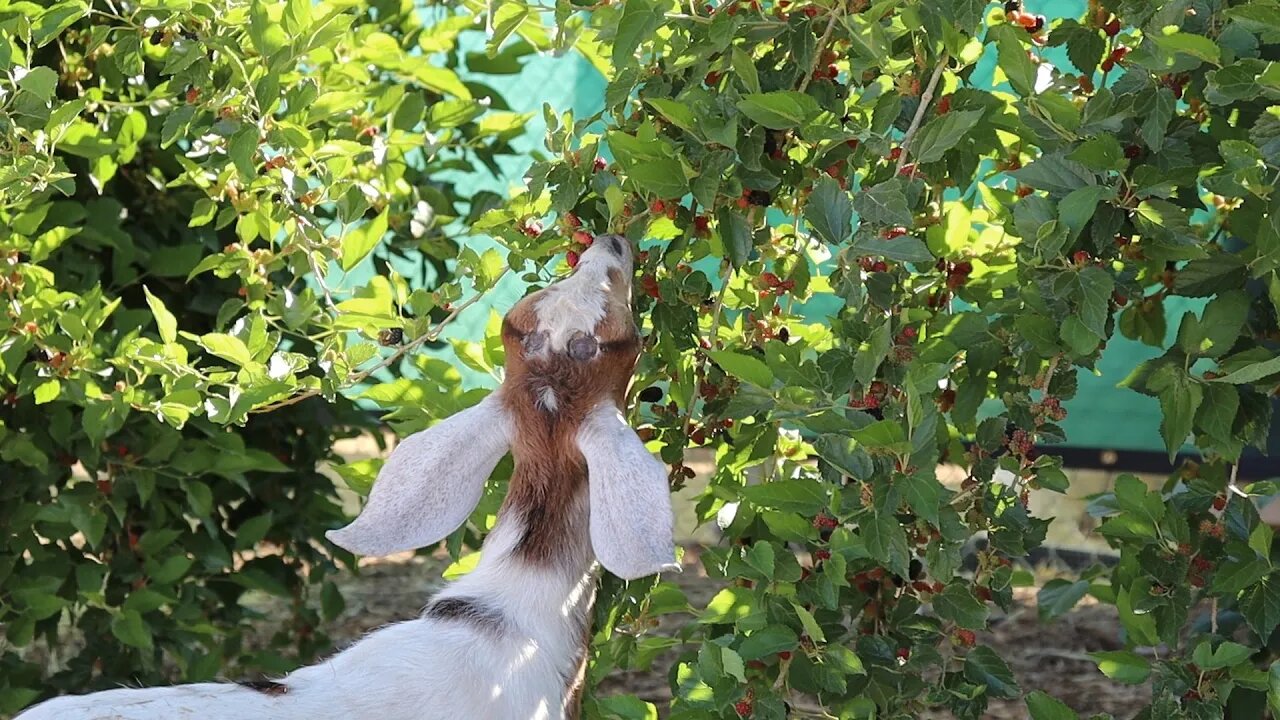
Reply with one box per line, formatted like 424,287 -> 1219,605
532,246 -> 615,354
579,403 -> 679,581
17,237 -> 676,720
16,516 -> 596,720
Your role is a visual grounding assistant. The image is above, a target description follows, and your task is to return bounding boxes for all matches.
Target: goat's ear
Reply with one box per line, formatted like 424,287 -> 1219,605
327,393 -> 512,557
577,404 -> 679,580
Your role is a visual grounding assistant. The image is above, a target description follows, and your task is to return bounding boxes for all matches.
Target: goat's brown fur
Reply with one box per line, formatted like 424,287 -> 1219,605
496,265 -> 641,714
497,279 -> 640,567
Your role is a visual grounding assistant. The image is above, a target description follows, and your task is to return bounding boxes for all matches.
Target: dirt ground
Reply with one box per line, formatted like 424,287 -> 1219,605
321,547 -> 1148,720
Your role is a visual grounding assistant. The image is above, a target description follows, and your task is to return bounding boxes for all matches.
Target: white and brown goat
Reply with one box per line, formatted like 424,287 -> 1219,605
17,235 -> 678,720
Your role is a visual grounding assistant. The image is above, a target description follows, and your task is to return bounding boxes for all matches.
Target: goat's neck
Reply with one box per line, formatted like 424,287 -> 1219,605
435,467 -> 596,652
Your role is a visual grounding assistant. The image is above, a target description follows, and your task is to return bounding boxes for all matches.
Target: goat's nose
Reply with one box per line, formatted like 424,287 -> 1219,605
596,234 -> 627,258
568,332 -> 599,361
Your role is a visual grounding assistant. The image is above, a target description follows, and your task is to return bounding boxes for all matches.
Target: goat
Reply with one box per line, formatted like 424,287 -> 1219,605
17,234 -> 677,720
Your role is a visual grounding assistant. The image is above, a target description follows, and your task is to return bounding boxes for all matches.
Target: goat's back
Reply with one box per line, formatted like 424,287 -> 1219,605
17,615 -> 573,720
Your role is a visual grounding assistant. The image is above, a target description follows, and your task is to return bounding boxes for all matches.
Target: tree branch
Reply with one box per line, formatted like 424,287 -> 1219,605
895,52 -> 950,174
797,9 -> 842,93
251,270 -> 508,414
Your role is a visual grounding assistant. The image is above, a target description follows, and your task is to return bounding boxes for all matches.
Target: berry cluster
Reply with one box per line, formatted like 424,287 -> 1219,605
1004,2 -> 1045,33
936,258 -> 974,289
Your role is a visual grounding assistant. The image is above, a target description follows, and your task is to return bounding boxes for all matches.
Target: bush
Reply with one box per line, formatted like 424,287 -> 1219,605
0,0 -> 530,712
6,0 -> 1280,718
461,0 -> 1280,717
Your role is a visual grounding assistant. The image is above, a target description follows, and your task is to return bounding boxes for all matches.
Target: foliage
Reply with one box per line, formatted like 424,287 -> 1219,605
6,0 -> 1280,718
468,0 -> 1280,717
0,0 -> 536,713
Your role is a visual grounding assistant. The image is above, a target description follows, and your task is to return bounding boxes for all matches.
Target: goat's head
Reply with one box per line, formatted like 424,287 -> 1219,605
327,234 -> 677,580
500,234 -> 640,409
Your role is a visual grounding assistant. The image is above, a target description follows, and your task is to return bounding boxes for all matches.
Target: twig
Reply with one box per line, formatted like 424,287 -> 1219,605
797,9 -> 841,93
1039,354 -> 1060,394
252,271 -> 507,414
895,52 -> 950,174
1227,461 -> 1244,497
707,262 -> 733,350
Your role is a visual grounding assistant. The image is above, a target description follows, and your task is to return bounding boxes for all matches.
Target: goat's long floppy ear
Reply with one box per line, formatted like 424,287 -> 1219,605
327,393 -> 513,556
577,403 -> 679,580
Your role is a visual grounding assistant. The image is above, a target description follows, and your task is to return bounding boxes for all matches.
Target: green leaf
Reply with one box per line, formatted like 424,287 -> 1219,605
487,4 -> 530,56
644,99 -> 697,134
736,92 -> 821,129
1037,579 -> 1089,620
32,2 -> 88,47
1151,29 -> 1222,67
1210,355 -> 1280,385
700,587 -> 759,624
160,107 -> 196,151
1240,575 -> 1280,638
1016,314 -> 1061,355
110,610 -> 153,649
932,584 -> 989,629
731,47 -> 760,93
850,420 -> 909,452
1068,135 -> 1125,172
423,99 -> 479,130
199,333 -> 254,366
249,1 -> 288,56
864,502 -> 910,578
625,158 -> 688,197
284,0 -> 312,34
1011,153 -> 1096,195
1060,315 -> 1101,356
938,0 -> 988,32
1074,266 -> 1114,339
1050,20 -> 1106,76
910,110 -> 984,164
737,625 -> 798,660
33,379 -> 60,405
1089,651 -> 1150,684
18,67 -> 59,102
850,231 -> 934,263
853,178 -> 912,227
229,126 -> 258,179
613,0 -> 663,66
994,25 -> 1037,96
594,695 -> 658,720
1059,185 -> 1115,240
804,176 -> 853,245
790,602 -> 826,643
1193,640 -> 1254,670
964,646 -> 1020,698
708,350 -> 774,388
739,479 -> 827,514
815,435 -> 873,480
1269,660 -> 1280,718
716,207 -> 754,268
143,286 -> 178,344
1140,88 -> 1176,152
1026,691 -> 1080,720
898,472 -> 942,526
1157,375 -> 1203,457
745,541 -> 775,580
146,554 -> 194,584
341,210 -> 389,271
1207,61 -> 1266,105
